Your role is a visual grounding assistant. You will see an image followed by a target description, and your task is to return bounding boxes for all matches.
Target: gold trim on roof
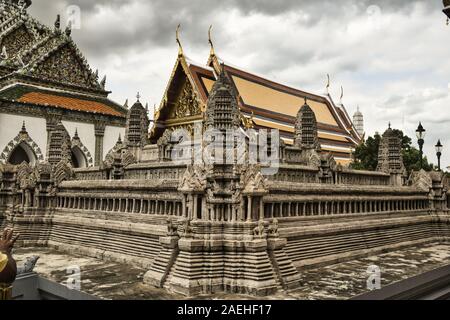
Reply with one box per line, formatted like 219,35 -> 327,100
208,25 -> 215,58
151,45 -> 206,138
326,74 -> 330,93
176,24 -> 183,57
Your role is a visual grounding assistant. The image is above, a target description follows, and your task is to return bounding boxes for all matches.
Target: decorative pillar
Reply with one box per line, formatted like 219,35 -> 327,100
247,196 -> 252,221
182,195 -> 187,217
192,195 -> 197,220
260,199 -> 264,220
94,121 -> 106,166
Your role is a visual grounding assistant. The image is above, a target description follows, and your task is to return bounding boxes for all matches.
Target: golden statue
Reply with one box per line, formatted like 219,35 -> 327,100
0,253 -> 7,272
0,229 -> 19,300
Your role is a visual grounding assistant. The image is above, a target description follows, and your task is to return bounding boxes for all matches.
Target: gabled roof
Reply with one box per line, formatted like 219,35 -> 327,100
150,53 -> 210,140
153,46 -> 361,163
208,55 -> 361,143
0,2 -> 105,95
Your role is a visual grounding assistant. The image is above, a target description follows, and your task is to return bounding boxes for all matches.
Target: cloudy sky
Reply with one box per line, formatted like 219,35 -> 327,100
29,0 -> 450,168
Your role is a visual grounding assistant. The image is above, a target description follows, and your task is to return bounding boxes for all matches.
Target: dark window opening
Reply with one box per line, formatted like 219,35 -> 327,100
8,145 -> 30,165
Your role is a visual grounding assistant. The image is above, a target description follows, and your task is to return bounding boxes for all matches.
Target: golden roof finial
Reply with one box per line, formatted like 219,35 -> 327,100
208,25 -> 215,57
340,86 -> 344,104
176,24 -> 183,57
326,74 -> 330,93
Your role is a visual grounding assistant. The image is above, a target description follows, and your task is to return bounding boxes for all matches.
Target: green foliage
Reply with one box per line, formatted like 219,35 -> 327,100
351,133 -> 381,171
351,130 -> 434,173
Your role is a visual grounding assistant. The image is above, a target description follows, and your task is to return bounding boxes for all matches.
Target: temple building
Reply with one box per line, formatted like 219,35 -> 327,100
1,1 -> 449,299
150,31 -> 362,165
0,1 -> 127,168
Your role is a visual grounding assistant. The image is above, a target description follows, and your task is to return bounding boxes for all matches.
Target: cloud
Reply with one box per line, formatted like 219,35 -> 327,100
28,0 -> 450,167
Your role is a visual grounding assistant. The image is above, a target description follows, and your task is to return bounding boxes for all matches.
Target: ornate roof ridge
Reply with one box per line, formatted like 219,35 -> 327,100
14,38 -> 101,91
18,29 -> 63,64
0,83 -> 114,102
0,72 -> 109,98
0,4 -> 103,93
0,10 -> 51,67
0,4 -> 49,38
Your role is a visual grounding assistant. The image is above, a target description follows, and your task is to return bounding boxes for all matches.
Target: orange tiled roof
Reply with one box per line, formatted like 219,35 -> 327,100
18,92 -> 125,117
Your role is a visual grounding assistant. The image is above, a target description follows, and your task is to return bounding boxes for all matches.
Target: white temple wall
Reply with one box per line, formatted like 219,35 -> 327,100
103,125 -> 125,160
62,120 -> 96,159
0,112 -> 47,159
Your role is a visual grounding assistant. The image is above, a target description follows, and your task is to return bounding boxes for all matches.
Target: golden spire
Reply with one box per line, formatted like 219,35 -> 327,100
176,24 -> 183,57
326,74 -> 330,93
208,25 -> 215,57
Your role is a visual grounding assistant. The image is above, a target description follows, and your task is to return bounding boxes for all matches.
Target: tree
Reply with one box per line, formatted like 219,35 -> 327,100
351,133 -> 381,171
351,130 -> 434,173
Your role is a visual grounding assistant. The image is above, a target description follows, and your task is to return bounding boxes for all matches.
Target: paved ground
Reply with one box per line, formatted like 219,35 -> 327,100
288,243 -> 450,300
13,242 -> 450,300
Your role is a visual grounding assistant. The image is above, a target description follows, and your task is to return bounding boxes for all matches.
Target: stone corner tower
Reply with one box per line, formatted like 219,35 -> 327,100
124,96 -> 150,148
376,124 -> 406,185
204,66 -> 240,132
294,98 -> 320,150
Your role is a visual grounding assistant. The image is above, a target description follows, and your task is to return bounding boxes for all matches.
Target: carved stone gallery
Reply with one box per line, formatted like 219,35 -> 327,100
0,0 -> 449,298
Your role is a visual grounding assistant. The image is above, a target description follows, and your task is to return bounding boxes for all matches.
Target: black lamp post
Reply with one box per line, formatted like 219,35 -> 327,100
444,0 -> 450,23
435,140 -> 443,171
416,122 -> 426,169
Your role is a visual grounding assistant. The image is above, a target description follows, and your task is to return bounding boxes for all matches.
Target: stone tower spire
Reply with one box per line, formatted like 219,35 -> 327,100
294,98 -> 319,150
205,65 -> 240,131
353,106 -> 364,137
124,94 -> 150,147
48,121 -> 71,166
376,125 -> 405,176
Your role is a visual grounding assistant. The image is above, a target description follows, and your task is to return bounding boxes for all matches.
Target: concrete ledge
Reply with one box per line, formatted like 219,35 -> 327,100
12,273 -> 99,300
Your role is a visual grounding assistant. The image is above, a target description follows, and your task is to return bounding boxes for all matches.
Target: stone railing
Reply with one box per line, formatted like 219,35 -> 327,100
263,183 -> 429,219
267,165 -> 391,186
73,157 -> 391,187
56,180 -> 183,217
73,163 -> 187,181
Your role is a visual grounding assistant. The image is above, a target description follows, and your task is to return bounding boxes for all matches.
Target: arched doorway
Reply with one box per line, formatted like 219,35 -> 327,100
7,142 -> 38,166
71,146 -> 88,168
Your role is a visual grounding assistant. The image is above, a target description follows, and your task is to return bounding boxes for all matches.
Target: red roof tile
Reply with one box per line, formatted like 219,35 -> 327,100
18,92 -> 124,117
